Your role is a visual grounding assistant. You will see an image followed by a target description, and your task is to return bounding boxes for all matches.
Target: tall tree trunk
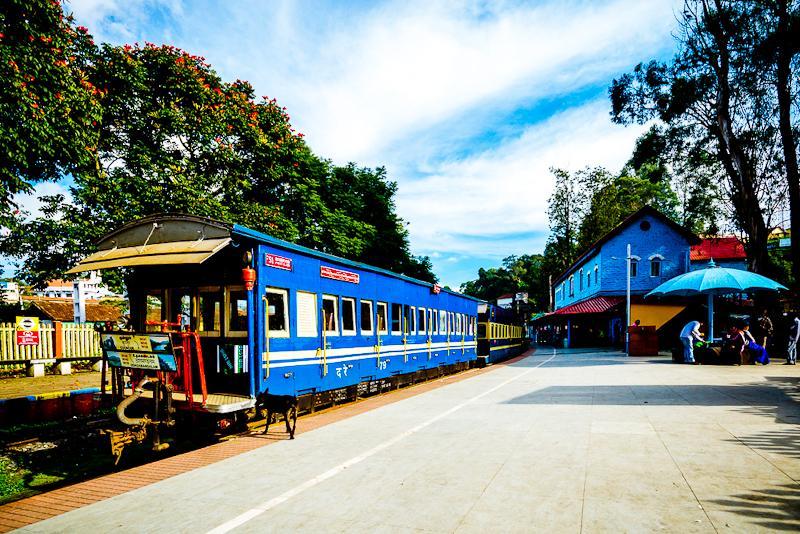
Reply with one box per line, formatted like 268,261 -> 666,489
775,0 -> 800,288
709,0 -> 773,274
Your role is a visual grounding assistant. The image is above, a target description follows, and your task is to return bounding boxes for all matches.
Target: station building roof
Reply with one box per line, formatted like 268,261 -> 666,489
690,237 -> 746,262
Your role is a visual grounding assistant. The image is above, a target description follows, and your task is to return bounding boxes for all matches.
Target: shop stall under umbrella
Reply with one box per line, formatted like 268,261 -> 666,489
645,260 -> 787,340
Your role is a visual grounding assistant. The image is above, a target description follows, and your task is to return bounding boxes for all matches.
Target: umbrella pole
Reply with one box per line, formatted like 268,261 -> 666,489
707,293 -> 714,342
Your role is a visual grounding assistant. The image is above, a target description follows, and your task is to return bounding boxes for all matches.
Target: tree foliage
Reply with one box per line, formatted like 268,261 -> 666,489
459,255 -> 547,310
1,26 -> 435,285
0,0 -> 102,223
609,0 -> 795,277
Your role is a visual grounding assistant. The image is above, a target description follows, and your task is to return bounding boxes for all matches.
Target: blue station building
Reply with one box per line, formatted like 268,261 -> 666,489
537,206 -> 749,349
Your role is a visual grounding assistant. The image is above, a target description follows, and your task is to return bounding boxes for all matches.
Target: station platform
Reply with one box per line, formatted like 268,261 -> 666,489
0,355 -> 517,532
0,372 -> 102,403
0,372 -> 103,426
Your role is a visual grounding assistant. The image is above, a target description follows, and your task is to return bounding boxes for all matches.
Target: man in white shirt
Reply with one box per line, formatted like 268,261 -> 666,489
788,317 -> 799,365
680,320 -> 704,364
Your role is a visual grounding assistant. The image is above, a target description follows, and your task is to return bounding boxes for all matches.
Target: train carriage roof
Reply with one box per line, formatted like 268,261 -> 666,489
67,213 -> 484,303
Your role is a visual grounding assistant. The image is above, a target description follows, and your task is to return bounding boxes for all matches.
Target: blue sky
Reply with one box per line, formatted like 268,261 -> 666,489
23,0 -> 681,287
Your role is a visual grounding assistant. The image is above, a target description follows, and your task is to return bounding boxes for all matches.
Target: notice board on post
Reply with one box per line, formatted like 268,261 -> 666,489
101,332 -> 178,371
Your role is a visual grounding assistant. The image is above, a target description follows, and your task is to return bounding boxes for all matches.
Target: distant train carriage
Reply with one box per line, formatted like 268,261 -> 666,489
67,214 -> 483,458
476,303 -> 527,365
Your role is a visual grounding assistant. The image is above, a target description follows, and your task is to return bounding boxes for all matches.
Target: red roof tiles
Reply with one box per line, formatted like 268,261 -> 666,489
690,237 -> 746,261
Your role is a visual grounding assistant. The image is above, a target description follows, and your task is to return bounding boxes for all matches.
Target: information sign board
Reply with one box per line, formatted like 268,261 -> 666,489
15,316 -> 40,346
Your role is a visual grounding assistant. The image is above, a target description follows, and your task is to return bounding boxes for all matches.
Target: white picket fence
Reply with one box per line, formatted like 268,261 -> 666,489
0,322 -> 101,367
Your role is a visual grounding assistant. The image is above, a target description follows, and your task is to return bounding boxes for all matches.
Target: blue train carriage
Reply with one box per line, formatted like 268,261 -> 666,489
476,303 -> 528,365
68,214 -> 483,422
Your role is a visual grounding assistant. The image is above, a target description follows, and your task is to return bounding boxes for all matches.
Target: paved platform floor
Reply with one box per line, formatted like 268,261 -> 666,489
0,372 -> 101,400
17,349 -> 800,533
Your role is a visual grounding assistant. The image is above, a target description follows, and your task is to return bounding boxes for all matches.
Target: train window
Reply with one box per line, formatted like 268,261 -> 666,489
198,287 -> 222,336
226,287 -> 248,336
322,295 -> 339,335
265,288 -> 289,338
171,289 -> 194,330
431,310 -> 438,335
418,308 -> 426,335
377,302 -> 388,334
409,306 -> 416,334
456,314 -> 461,335
439,310 -> 447,335
341,297 -> 356,335
360,300 -> 374,335
145,289 -> 165,332
478,322 -> 486,339
391,303 -> 402,334
296,291 -> 318,337
449,312 -> 455,334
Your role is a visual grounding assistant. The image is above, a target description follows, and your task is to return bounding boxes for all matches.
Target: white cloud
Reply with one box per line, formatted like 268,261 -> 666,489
398,98 -> 648,262
13,181 -> 72,220
62,0 -> 680,285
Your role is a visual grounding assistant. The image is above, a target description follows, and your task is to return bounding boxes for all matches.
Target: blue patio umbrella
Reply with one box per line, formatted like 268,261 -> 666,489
645,260 -> 787,340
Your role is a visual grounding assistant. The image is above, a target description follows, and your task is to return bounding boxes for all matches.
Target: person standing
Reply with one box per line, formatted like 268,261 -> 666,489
757,309 -> 774,349
788,316 -> 799,365
680,320 -> 704,364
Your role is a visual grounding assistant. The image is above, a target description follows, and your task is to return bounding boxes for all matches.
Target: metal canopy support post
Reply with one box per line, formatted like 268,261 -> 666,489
707,293 -> 714,342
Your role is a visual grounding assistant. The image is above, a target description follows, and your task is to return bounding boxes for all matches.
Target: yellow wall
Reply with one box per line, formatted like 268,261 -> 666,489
630,304 -> 686,329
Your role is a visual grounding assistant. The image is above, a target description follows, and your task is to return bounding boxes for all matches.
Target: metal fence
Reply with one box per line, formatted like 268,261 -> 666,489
0,322 -> 101,366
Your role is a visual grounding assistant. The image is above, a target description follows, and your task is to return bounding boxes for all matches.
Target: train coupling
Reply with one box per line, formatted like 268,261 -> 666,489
104,426 -> 148,465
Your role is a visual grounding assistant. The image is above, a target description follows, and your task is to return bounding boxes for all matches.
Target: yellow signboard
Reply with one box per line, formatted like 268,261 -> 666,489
117,352 -> 161,370
102,334 -> 152,352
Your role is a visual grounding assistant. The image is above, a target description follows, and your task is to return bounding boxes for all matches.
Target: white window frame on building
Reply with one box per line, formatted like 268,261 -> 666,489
649,254 -> 664,277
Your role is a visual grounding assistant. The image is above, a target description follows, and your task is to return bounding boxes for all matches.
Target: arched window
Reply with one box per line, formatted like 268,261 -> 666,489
630,259 -> 639,278
587,270 -> 591,288
594,265 -> 599,284
579,268 -> 583,290
569,276 -> 574,297
649,254 -> 664,277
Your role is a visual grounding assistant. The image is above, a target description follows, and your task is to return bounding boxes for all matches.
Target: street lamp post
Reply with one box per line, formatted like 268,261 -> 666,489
626,243 -> 631,355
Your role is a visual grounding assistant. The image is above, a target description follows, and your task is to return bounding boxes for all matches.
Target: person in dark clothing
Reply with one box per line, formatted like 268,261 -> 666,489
757,309 -> 774,349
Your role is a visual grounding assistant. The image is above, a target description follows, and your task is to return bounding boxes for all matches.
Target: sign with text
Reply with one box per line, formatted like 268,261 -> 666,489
431,284 -> 442,294
101,332 -> 177,371
320,265 -> 360,284
265,253 -> 293,271
15,316 -> 40,346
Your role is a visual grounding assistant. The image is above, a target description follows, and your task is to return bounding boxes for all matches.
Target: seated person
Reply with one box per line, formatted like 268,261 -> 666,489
726,322 -> 769,365
741,322 -> 769,365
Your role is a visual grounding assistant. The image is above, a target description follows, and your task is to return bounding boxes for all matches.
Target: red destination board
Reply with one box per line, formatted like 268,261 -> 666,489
265,253 -> 293,271
320,265 -> 360,284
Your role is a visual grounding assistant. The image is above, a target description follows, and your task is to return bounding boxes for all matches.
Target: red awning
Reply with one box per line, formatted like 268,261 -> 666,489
551,296 -> 624,316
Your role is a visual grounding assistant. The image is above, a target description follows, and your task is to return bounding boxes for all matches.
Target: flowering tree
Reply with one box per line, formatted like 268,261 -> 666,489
3,39 -> 436,285
0,0 -> 101,223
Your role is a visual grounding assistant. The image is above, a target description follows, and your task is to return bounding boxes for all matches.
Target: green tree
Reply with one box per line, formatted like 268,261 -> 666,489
610,0 -> 788,276
577,172 -> 680,252
0,0 -> 101,222
2,40 -> 436,286
545,167 -> 589,275
460,254 -> 548,311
